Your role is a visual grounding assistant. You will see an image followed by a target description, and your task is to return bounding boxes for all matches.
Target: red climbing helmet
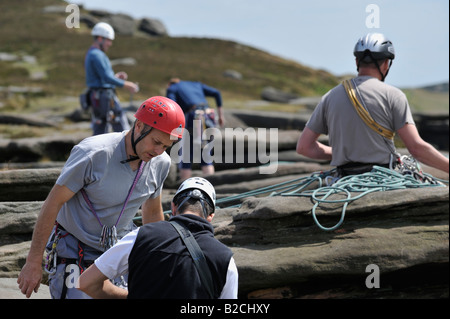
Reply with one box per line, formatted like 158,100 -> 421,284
134,96 -> 185,138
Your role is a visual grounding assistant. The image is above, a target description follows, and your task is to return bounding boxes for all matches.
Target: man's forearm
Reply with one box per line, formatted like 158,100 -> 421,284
78,264 -> 128,299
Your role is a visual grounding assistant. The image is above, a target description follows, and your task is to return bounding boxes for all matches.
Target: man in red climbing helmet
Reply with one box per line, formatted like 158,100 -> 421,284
124,96 -> 185,164
18,96 -> 185,299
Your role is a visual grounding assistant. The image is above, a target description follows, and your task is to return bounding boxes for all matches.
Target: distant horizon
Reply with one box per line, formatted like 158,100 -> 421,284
67,0 -> 449,89
154,34 -> 450,90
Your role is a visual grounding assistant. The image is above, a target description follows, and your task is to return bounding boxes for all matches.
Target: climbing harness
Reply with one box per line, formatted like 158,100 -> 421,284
45,162 -> 145,298
89,88 -> 122,126
44,223 -> 69,275
44,223 -> 97,299
192,104 -> 216,148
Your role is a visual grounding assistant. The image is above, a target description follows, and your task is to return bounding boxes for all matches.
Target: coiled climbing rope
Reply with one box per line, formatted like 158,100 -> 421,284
279,166 -> 447,231
135,157 -> 448,232
215,159 -> 448,231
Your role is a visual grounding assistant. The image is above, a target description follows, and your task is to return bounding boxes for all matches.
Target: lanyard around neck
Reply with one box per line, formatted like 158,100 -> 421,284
81,160 -> 145,228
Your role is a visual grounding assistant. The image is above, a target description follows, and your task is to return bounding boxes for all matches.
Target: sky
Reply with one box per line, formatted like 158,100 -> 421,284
68,0 -> 449,88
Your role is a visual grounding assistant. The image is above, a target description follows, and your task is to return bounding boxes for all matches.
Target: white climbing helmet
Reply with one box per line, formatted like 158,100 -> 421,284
173,177 -> 216,215
91,22 -> 115,40
353,32 -> 395,62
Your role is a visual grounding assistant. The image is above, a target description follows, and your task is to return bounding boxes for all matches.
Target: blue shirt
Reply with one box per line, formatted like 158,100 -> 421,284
85,46 -> 124,89
166,81 -> 222,113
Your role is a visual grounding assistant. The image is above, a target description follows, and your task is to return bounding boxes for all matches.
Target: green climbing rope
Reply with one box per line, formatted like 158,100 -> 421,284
279,166 -> 447,231
134,160 -> 448,232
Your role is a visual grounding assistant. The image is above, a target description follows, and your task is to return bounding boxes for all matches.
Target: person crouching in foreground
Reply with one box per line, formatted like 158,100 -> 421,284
77,177 -> 238,299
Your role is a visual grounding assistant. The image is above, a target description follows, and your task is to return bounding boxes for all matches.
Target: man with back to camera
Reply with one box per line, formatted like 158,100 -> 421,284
77,177 -> 238,299
296,33 -> 449,176
166,78 -> 225,180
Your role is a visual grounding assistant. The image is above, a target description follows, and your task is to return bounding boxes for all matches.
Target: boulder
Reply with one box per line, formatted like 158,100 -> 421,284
0,202 -> 43,236
0,169 -> 61,201
0,104 -> 447,298
0,173 -> 448,298
213,186 -> 449,298
223,70 -> 243,80
228,109 -> 311,130
261,86 -> 299,103
80,13 -> 99,28
138,18 -> 168,37
106,13 -> 135,36
110,57 -> 137,67
41,5 -> 67,14
0,113 -> 55,127
414,113 -> 449,151
0,241 -> 33,277
0,132 -> 89,162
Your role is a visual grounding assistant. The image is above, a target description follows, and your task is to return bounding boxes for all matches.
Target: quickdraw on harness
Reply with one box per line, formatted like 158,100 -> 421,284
44,223 -> 94,299
44,222 -> 69,275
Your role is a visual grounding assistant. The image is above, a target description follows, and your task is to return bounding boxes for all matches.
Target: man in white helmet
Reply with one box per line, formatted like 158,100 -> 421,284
296,33 -> 449,176
78,177 -> 238,299
85,22 -> 139,135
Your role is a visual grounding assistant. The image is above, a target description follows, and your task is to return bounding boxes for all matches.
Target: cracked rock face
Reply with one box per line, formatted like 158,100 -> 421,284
1,165 -> 448,298
0,109 -> 448,298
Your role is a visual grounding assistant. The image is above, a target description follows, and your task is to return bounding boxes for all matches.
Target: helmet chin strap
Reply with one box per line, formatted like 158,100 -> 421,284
175,190 -> 212,219
121,121 -> 152,164
358,51 -> 392,82
96,37 -> 105,52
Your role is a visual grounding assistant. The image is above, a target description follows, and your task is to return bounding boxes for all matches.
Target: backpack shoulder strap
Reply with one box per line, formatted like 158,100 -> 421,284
169,220 -> 215,298
342,79 -> 395,140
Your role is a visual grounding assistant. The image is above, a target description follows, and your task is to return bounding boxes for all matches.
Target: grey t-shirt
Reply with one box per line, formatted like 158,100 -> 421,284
55,131 -> 171,251
306,76 -> 415,167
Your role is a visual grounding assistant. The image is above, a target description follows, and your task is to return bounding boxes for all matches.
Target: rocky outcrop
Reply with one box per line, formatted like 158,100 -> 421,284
0,133 -> 88,163
0,106 -> 448,298
213,187 -> 448,297
261,87 -> 299,103
42,5 -> 169,37
414,113 -> 449,151
138,18 -> 168,37
0,161 -> 448,298
0,114 -> 54,128
0,169 -> 61,201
